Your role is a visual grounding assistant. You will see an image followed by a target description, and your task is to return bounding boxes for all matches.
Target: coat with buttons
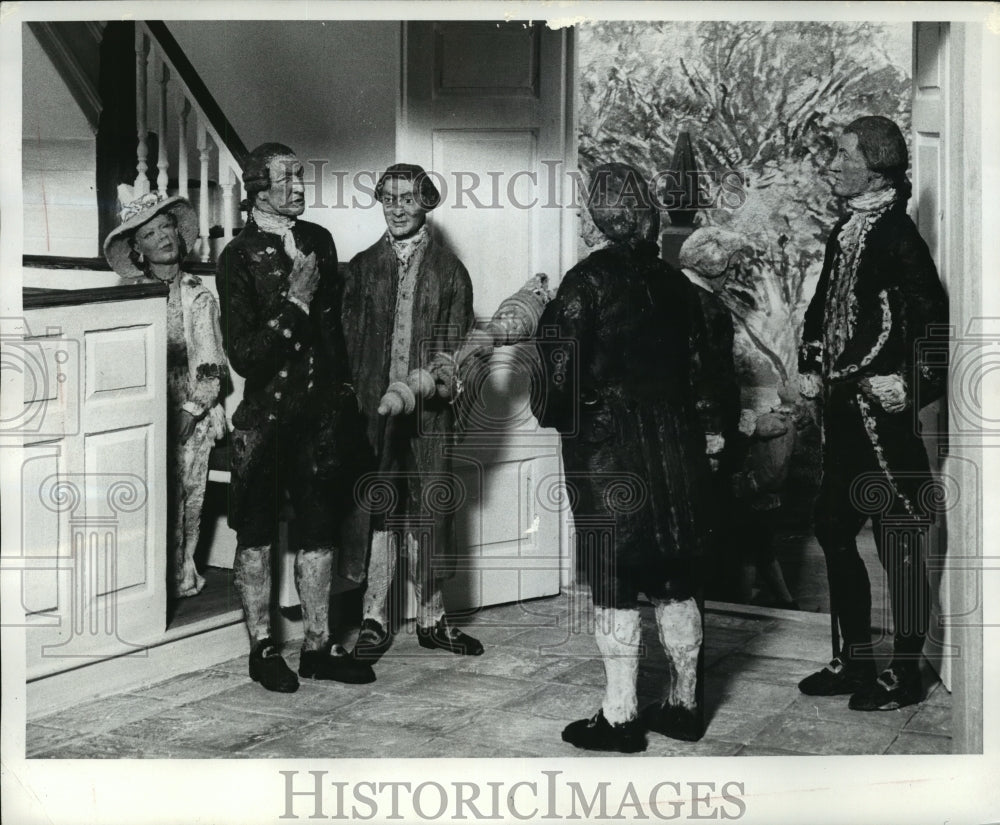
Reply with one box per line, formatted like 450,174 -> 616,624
532,240 -> 713,577
216,217 -> 367,541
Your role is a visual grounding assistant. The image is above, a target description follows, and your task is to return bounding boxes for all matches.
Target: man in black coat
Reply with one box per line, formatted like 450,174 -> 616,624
533,163 -> 714,752
797,116 -> 948,711
217,143 -> 373,692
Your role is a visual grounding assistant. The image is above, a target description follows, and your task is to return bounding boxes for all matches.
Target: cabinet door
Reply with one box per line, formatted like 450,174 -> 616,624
24,299 -> 167,678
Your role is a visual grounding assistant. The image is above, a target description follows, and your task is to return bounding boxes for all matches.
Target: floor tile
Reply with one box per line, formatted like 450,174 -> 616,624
420,736 -> 537,758
440,709 -> 580,758
786,693 -> 920,729
704,708 -> 785,745
446,644 -> 584,683
398,670 -> 545,710
885,731 -> 953,755
198,679 -> 370,720
210,654 -> 252,675
642,736 -> 743,757
32,731 -> 221,759
739,629 -> 835,663
923,681 -> 952,708
704,676 -> 799,717
238,719 -> 438,758
749,714 -> 899,755
505,626 -> 604,657
326,692 -> 480,737
103,702 -> 316,754
501,681 -> 606,721
706,653 -> 821,687
26,591 -> 942,759
127,668 -> 248,706
704,612 -> 775,632
903,702 -> 951,737
25,724 -> 81,758
551,657 -> 606,688
32,692 -> 171,736
735,744 -> 812,757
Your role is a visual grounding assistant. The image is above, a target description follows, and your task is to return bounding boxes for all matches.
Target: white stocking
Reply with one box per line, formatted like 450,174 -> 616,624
653,597 -> 702,710
295,546 -> 334,652
362,530 -> 398,626
406,532 -> 445,628
594,605 -> 641,725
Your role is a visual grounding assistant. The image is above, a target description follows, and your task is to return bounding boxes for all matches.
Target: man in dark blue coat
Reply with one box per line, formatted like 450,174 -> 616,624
797,116 -> 948,711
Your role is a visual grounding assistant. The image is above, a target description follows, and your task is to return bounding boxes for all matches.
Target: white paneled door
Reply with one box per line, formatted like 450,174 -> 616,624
399,21 -> 576,612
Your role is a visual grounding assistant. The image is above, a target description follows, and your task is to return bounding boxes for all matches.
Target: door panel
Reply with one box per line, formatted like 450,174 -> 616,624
911,21 -> 951,689
402,21 -> 573,609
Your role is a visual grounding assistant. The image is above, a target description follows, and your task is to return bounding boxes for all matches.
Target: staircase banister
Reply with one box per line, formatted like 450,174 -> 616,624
140,21 -> 248,168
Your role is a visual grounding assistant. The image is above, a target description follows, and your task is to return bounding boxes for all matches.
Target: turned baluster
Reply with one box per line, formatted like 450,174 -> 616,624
155,56 -> 170,196
177,98 -> 191,200
220,153 -> 236,245
134,30 -> 150,195
197,116 -> 211,261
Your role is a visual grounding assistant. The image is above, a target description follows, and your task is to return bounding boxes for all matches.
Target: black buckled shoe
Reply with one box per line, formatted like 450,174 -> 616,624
798,655 -> 876,696
848,665 -> 922,711
562,709 -> 647,753
642,702 -> 704,742
249,639 -> 299,693
417,618 -> 484,656
352,618 -> 393,663
299,644 -> 376,684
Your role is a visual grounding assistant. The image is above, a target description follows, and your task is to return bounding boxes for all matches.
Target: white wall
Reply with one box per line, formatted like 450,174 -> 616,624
22,26 -> 98,257
167,20 -> 400,261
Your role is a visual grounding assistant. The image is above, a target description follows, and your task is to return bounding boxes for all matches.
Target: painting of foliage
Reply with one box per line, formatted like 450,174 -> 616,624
578,21 -> 912,384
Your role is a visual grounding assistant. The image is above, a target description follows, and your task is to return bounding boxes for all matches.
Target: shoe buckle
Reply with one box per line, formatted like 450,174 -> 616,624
877,669 -> 899,691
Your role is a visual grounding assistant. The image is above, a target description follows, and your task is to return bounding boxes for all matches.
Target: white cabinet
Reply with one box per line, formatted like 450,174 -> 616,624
20,287 -> 168,679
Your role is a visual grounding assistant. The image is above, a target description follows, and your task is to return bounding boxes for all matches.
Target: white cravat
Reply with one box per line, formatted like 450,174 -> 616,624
252,207 -> 298,260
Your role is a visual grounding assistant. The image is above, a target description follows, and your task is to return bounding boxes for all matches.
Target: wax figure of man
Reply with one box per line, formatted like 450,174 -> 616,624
797,116 -> 948,711
678,227 -> 745,601
216,143 -> 373,692
533,163 -> 714,752
341,163 -> 483,663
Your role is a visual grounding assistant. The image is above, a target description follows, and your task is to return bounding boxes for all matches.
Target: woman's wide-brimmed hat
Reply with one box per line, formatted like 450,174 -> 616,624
103,184 -> 199,278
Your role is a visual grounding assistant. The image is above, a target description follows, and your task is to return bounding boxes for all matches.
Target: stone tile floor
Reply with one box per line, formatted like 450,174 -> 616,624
27,594 -> 952,758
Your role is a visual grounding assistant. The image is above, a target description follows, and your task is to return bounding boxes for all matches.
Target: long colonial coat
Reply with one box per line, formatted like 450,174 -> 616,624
216,217 -> 367,569
532,240 -> 713,589
800,201 -> 949,517
339,232 -> 474,583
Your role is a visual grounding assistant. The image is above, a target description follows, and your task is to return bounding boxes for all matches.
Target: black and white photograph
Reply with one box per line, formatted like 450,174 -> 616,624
1,1 -> 997,823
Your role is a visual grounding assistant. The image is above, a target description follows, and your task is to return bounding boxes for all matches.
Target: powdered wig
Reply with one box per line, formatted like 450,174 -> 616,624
844,116 -> 912,200
240,142 -> 297,212
679,227 -> 752,278
586,162 -> 659,244
375,163 -> 442,211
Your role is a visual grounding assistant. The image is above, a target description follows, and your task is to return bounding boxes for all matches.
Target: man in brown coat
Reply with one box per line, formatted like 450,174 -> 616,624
341,164 -> 483,666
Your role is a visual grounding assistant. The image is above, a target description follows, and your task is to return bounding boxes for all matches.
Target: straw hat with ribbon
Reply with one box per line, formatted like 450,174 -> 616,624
103,184 -> 199,278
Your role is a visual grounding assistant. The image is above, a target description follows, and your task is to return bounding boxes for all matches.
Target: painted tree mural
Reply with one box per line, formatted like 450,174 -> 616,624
578,21 -> 912,388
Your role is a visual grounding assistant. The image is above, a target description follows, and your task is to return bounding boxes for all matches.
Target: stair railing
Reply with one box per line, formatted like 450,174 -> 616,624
134,22 -> 248,262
